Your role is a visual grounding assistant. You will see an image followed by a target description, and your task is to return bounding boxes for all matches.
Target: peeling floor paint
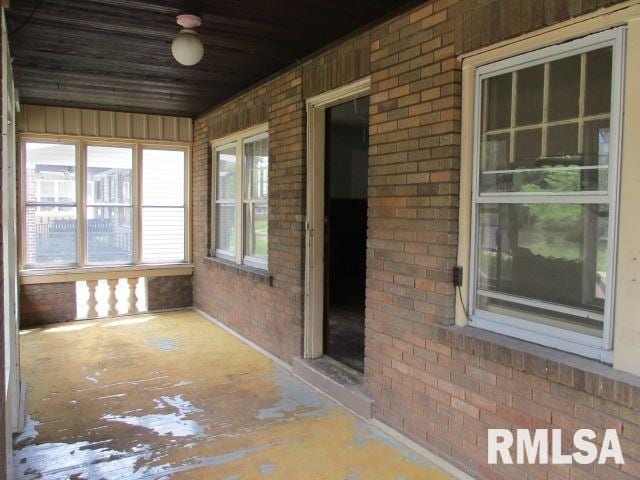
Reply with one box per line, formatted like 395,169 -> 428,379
102,394 -> 205,438
15,310 -> 455,479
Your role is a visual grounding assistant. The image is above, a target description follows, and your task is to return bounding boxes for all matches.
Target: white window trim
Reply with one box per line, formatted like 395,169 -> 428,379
464,28 -> 625,362
212,140 -> 238,262
84,141 -> 136,267
19,134 -> 192,270
139,144 -> 190,265
210,123 -> 269,270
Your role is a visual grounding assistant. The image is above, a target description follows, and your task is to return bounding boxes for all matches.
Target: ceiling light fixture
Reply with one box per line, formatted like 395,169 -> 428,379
172,14 -> 204,66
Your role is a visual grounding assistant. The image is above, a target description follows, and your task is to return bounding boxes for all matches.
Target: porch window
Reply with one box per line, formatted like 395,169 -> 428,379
141,149 -> 187,263
22,140 -> 189,269
470,30 -> 624,359
212,127 -> 269,269
86,146 -> 134,264
243,133 -> 269,267
24,142 -> 78,266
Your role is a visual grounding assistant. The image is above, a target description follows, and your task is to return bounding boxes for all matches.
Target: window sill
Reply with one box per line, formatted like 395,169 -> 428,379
204,256 -> 272,286
19,263 -> 194,285
436,324 -> 640,409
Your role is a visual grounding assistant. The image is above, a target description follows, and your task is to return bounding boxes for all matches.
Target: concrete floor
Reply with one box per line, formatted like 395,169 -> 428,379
14,310 -> 455,479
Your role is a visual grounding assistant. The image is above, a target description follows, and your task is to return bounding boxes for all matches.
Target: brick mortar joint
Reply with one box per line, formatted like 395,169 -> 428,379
436,323 -> 640,409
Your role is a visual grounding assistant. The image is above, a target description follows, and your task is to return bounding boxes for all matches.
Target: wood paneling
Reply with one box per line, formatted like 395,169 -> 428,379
6,0 -> 415,117
17,105 -> 192,142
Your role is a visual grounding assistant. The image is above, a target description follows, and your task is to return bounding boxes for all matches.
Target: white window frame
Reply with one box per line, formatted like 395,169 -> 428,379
468,28 -> 625,362
213,140 -> 238,262
211,124 -> 269,270
20,135 -> 191,270
22,139 -> 80,268
139,145 -> 190,264
242,131 -> 269,269
84,141 -> 136,266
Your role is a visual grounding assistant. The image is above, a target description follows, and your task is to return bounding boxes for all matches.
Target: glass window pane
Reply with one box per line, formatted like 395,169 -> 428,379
583,120 -> 610,192
216,204 -> 236,255
514,128 -> 542,166
25,206 -> 77,266
37,180 -> 55,201
87,146 -> 133,205
515,65 -> 544,126
476,203 -> 608,337
87,206 -> 133,264
142,149 -> 185,206
244,135 -> 268,201
244,204 -> 268,260
549,55 -> 581,121
481,133 -> 510,171
216,145 -> 236,201
57,180 -> 75,202
547,123 -> 579,157
479,133 -> 510,193
483,73 -> 512,131
25,143 -> 76,203
142,207 -> 185,263
585,47 -> 612,116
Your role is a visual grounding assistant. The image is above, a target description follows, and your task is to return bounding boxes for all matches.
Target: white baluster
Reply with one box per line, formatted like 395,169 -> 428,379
127,278 -> 139,314
107,278 -> 119,317
86,280 -> 99,318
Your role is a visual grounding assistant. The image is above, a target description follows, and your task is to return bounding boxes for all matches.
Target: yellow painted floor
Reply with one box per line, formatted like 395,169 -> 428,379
14,310 -> 454,480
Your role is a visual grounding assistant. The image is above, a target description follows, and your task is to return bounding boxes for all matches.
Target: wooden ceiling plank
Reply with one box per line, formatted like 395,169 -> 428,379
7,0 -> 413,117
13,67 -> 243,95
9,4 -> 315,56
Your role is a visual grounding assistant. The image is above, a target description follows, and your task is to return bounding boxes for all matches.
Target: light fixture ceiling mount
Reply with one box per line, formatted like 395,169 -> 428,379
171,14 -> 204,66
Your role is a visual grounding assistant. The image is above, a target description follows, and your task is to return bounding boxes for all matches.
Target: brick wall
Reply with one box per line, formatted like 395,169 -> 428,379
147,275 -> 193,311
193,19 -> 383,364
192,0 -> 640,478
193,66 -> 306,363
365,1 -> 639,479
19,282 -> 77,328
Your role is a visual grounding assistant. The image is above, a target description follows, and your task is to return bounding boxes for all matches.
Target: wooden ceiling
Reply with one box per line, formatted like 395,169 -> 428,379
7,0 -> 415,117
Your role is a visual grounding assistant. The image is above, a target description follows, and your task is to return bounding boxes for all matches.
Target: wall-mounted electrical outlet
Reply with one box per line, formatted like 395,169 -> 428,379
453,266 -> 463,287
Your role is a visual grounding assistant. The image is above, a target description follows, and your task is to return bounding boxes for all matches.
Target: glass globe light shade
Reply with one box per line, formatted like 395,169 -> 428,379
171,29 -> 204,66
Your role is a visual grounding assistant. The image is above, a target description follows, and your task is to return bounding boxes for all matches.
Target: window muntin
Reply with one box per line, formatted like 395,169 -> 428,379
24,142 -> 78,267
86,146 -> 134,264
471,30 -> 623,356
479,46 -> 613,195
141,149 -> 186,263
21,140 -> 189,269
212,128 -> 269,269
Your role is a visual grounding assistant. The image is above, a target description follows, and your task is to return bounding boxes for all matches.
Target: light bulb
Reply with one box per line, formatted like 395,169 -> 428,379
172,29 -> 204,66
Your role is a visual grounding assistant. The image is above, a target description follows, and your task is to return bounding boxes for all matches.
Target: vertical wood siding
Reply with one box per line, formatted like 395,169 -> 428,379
17,105 -> 192,142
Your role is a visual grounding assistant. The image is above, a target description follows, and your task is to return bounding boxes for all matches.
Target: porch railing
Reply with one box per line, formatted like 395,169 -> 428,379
77,276 -> 147,319
36,219 -> 133,264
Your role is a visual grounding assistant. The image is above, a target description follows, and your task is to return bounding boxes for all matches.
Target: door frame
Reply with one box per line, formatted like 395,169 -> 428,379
303,77 -> 370,359
2,8 -> 20,424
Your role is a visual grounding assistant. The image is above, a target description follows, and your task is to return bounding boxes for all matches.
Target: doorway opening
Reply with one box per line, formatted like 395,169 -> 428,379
304,77 -> 370,374
323,96 -> 369,373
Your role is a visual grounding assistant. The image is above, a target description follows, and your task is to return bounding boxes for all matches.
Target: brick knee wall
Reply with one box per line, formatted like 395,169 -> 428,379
147,275 -> 193,311
20,282 -> 77,328
190,0 -> 640,478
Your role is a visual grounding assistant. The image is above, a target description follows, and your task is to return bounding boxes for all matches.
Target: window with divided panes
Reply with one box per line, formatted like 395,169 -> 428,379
470,29 -> 623,360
